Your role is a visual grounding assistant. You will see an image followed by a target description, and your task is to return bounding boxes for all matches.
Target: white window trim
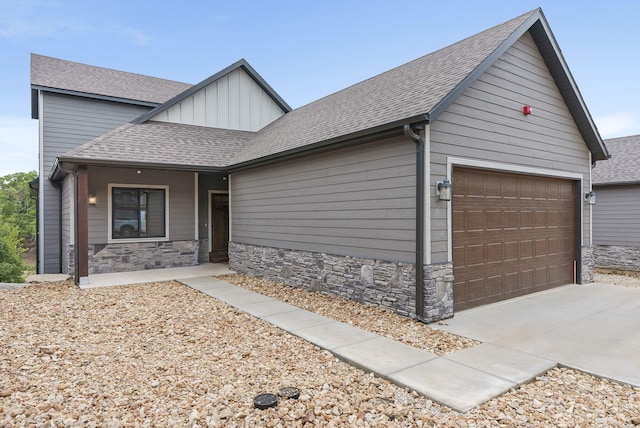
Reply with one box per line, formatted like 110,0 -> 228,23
444,157 -> 585,261
108,183 -> 170,243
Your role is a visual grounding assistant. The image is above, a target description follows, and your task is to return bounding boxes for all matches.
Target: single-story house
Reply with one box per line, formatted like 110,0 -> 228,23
592,134 -> 640,271
31,8 -> 608,322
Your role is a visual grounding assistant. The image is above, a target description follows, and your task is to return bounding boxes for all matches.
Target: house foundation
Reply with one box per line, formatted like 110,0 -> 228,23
229,242 -> 453,322
87,240 -> 199,274
593,245 -> 640,273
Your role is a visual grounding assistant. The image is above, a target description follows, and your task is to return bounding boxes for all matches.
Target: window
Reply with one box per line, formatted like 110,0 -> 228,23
111,186 -> 167,239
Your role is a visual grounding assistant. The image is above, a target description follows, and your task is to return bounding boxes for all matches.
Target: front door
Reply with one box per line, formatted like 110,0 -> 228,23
209,193 -> 229,263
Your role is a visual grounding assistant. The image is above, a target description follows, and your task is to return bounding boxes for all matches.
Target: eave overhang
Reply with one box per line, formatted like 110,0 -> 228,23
229,114 -> 429,172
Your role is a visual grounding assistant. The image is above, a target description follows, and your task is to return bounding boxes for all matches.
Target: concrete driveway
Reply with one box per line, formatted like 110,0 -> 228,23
432,283 -> 640,387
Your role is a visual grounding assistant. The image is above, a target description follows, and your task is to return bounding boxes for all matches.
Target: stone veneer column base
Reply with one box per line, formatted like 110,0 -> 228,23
229,242 -> 454,323
594,245 -> 640,273
581,245 -> 595,283
64,244 -> 75,276
88,240 -> 199,274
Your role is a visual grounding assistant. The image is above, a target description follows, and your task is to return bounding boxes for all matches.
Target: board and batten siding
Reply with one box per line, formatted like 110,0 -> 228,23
151,68 -> 285,131
429,31 -> 592,264
231,136 -> 417,263
40,92 -> 152,273
88,167 -> 196,243
592,185 -> 640,246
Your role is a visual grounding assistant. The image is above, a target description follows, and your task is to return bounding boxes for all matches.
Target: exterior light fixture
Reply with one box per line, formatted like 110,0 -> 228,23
584,191 -> 596,206
88,193 -> 97,205
523,105 -> 532,115
436,180 -> 452,201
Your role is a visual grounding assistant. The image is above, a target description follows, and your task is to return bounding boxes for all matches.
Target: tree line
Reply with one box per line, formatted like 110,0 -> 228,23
0,171 -> 37,282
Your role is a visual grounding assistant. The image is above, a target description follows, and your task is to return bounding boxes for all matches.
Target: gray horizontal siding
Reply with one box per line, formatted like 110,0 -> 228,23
231,136 -> 417,263
40,93 -> 152,273
429,31 -> 591,264
593,185 -> 640,246
87,167 -> 196,243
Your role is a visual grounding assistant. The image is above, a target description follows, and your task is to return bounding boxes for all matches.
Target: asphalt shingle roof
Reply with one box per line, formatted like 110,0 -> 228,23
592,134 -> 640,185
31,54 -> 192,104
56,8 -> 606,172
61,122 -> 253,170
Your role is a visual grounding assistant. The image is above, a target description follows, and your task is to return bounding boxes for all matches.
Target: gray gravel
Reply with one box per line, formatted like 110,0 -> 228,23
0,275 -> 638,426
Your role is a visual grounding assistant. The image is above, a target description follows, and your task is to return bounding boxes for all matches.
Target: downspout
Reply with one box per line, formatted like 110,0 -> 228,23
403,124 -> 425,320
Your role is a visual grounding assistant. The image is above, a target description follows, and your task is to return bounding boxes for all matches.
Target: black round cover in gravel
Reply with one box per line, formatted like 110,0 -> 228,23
278,386 -> 300,399
253,393 -> 278,409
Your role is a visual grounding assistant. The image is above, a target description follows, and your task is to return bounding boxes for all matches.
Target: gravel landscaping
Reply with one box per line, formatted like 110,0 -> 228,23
0,274 -> 638,426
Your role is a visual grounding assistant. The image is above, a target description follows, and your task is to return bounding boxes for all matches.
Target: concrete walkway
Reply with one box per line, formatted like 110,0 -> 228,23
430,283 -> 640,389
79,263 -> 234,288
179,275 -> 556,412
71,266 -> 640,412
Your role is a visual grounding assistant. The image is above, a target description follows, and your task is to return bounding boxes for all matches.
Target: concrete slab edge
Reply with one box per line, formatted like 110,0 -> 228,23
557,363 -> 640,388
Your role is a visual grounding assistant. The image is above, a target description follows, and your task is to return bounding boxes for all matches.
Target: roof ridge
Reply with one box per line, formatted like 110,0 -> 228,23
30,53 -> 189,87
31,54 -> 193,105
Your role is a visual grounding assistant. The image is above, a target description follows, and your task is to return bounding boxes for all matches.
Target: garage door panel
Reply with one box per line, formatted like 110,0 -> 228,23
467,244 -> 485,266
467,278 -> 487,301
534,210 -> 547,227
505,272 -> 520,292
519,240 -> 534,258
504,211 -> 519,229
466,210 -> 484,231
535,239 -> 548,256
486,211 -> 502,230
453,167 -> 574,311
486,275 -> 504,297
486,243 -> 502,263
520,211 -> 534,228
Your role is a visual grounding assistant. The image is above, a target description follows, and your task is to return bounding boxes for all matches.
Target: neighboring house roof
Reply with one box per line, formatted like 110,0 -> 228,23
53,7 -> 609,174
30,54 -> 192,117
133,59 -> 292,125
592,134 -> 640,186
53,122 -> 253,179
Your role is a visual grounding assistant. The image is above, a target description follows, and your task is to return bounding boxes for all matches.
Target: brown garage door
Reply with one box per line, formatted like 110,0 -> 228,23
452,167 -> 574,311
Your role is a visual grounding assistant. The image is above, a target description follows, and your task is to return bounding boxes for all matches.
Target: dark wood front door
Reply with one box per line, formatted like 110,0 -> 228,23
452,167 -> 575,311
209,193 -> 229,263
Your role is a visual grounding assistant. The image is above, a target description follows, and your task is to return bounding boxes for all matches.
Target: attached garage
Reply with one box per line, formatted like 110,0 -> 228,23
452,167 -> 575,311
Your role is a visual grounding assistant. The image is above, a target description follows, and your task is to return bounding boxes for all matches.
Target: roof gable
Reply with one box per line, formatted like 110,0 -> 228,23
592,134 -> 640,185
133,59 -> 291,131
231,8 -> 607,166
30,54 -> 192,105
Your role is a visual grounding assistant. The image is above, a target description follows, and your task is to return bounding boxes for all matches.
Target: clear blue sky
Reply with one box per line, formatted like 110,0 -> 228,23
1,0 -> 639,176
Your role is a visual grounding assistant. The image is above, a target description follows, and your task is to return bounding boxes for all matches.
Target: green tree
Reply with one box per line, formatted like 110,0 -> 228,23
0,171 -> 36,282
0,171 -> 37,246
0,222 -> 24,282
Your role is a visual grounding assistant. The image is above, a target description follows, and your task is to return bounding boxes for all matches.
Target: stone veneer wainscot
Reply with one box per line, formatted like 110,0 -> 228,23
229,242 -> 453,322
594,245 -> 640,273
88,241 -> 199,274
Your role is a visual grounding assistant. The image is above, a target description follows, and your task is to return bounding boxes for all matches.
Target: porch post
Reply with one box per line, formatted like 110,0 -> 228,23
76,165 -> 89,285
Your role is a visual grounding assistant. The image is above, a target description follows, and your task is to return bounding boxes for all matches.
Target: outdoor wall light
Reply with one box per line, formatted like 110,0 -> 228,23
436,180 -> 452,201
88,193 -> 97,205
584,191 -> 596,206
